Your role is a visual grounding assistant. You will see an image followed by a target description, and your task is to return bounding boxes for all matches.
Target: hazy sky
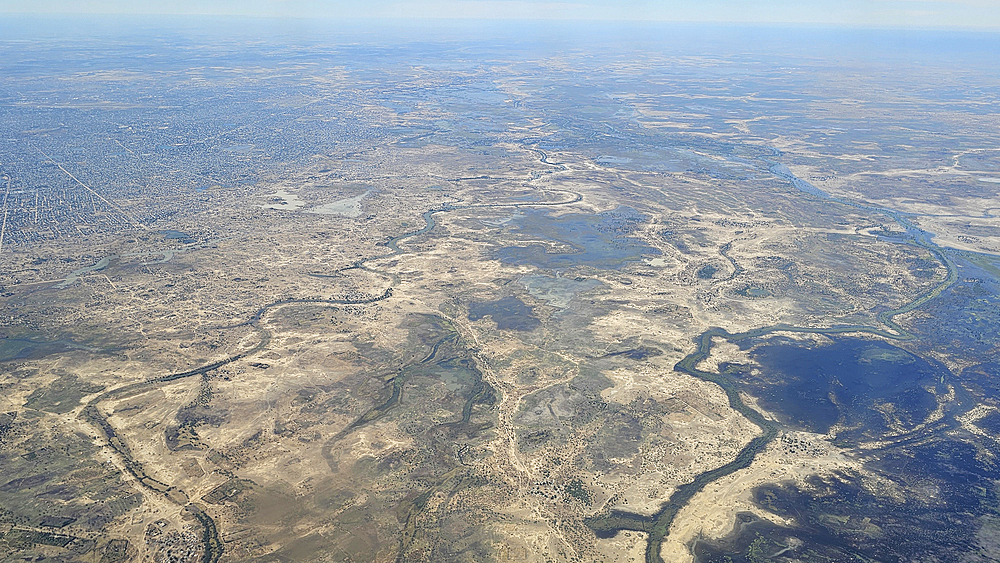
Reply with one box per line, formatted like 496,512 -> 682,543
1,0 -> 998,29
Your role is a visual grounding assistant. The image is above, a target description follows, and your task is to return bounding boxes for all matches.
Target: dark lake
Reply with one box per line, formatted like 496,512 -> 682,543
494,206 -> 660,270
732,337 -> 945,440
468,296 -> 540,331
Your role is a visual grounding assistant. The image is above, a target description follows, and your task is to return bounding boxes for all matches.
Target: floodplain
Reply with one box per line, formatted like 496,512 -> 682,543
0,18 -> 999,563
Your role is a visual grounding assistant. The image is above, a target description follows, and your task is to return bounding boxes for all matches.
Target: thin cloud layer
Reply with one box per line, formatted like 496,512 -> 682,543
0,0 -> 998,28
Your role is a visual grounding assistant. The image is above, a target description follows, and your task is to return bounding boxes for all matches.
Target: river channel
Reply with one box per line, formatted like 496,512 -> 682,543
585,162 -> 962,563
76,155 -> 962,563
78,161 -> 581,563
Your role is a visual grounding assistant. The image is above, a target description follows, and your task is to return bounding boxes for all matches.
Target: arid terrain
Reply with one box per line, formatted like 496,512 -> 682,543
1,22 -> 999,563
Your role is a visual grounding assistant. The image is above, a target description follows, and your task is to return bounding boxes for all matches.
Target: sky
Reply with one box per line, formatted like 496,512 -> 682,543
0,0 -> 998,29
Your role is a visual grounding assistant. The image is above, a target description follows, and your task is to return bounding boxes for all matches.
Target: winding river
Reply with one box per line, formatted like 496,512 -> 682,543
78,147 -> 963,563
585,162 -> 961,563
79,149 -> 580,563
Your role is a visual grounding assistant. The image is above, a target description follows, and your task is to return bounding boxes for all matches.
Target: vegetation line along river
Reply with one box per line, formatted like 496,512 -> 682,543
77,145 -> 958,562
585,162 -> 960,563
77,158 -> 582,562
78,148 -> 959,562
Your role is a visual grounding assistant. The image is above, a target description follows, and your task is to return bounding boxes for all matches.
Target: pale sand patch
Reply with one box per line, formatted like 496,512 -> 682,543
591,530 -> 648,563
260,189 -> 306,211
306,190 -> 370,217
658,429 -> 859,563
956,404 -> 1000,446
908,214 -> 1000,254
599,363 -> 762,516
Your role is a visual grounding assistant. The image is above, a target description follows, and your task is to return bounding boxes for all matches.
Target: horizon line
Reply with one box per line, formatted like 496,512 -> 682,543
1,12 -> 1000,33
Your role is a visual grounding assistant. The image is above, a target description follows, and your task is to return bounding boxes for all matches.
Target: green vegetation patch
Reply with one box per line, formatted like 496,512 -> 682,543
2,528 -> 75,548
697,264 -> 719,279
564,479 -> 591,505
23,374 -> 105,414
